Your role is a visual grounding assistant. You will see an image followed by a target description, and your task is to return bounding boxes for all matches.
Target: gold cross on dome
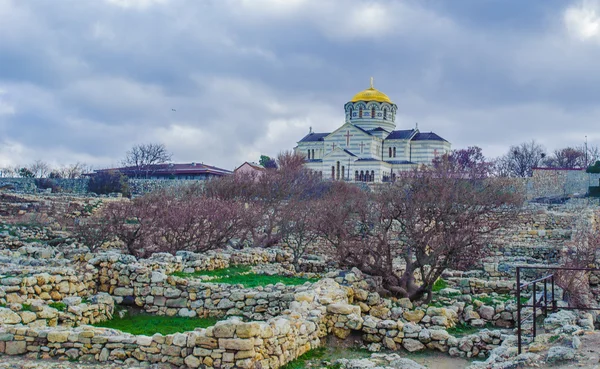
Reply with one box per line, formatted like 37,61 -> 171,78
370,77 -> 374,88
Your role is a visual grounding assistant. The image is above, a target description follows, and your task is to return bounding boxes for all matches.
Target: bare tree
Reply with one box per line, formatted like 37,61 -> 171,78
495,140 -> 546,177
329,158 -> 524,302
544,147 -> 586,169
147,191 -> 245,254
205,151 -> 325,249
57,162 -> 94,179
0,166 -> 19,177
29,160 -> 51,178
278,199 -> 321,272
555,210 -> 600,308
122,143 -> 172,178
74,196 -> 157,257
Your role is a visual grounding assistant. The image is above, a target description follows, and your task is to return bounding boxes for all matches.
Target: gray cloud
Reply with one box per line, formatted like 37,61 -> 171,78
1,0 -> 599,170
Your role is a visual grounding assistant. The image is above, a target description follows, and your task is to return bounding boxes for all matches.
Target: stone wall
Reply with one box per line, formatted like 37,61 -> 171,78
89,251 -> 303,320
0,279 -> 340,368
0,293 -> 113,329
2,170 -> 600,198
0,268 -> 97,304
527,169 -> 600,199
0,178 -> 89,194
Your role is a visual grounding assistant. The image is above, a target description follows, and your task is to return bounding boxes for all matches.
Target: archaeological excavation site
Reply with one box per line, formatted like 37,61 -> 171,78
1,166 -> 600,369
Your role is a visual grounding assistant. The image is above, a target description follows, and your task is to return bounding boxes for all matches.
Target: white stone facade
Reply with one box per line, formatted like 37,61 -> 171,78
295,82 -> 451,182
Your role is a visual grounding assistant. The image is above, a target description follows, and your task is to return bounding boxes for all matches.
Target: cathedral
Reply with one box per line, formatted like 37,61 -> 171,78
295,79 -> 451,183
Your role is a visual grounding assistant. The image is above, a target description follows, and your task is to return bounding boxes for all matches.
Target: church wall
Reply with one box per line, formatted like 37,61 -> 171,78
323,151 -> 358,181
382,139 -> 410,161
324,124 -> 381,160
353,161 -> 393,182
296,142 -> 324,160
345,101 -> 396,132
410,141 -> 451,164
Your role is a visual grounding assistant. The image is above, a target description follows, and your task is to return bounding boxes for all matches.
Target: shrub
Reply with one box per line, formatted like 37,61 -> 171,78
87,170 -> 130,197
34,178 -> 61,192
586,161 -> 600,173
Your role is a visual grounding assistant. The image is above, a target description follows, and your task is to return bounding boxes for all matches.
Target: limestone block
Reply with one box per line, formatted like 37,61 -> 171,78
172,333 -> 187,347
403,310 -> 425,323
5,341 -> 27,355
403,338 -> 425,352
236,322 -> 260,338
218,338 -> 254,351
113,287 -> 133,296
327,303 -> 360,315
19,311 -> 36,324
0,308 -> 22,324
478,305 -> 495,321
213,321 -> 237,338
166,298 -> 187,308
164,288 -> 182,298
47,331 -> 70,343
185,355 -> 202,368
430,329 -> 450,341
37,306 -> 58,319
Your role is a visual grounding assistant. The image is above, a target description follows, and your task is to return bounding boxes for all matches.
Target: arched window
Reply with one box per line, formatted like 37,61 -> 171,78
336,161 -> 340,180
341,166 -> 345,180
307,150 -> 311,160
393,147 -> 396,158
359,107 -> 363,118
371,106 -> 376,119
360,170 -> 364,182
355,171 -> 359,181
349,107 -> 353,119
383,108 -> 387,120
331,166 -> 335,179
389,147 -> 392,158
370,170 -> 375,182
312,149 -> 315,159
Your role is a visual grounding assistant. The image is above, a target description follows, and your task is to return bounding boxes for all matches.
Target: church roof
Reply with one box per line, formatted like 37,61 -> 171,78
369,127 -> 390,133
413,132 -> 448,142
386,160 -> 416,165
386,129 -> 417,140
350,79 -> 392,103
298,132 -> 329,142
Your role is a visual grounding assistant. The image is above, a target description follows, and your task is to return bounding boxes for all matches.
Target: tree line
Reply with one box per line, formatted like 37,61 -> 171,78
75,150 -> 524,303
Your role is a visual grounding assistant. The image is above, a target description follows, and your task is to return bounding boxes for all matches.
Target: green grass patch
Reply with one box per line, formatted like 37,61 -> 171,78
432,278 -> 448,292
548,335 -> 560,343
21,303 -> 32,312
171,265 -> 252,279
49,302 -> 66,311
172,265 -> 318,288
93,313 -> 219,335
447,322 -> 495,337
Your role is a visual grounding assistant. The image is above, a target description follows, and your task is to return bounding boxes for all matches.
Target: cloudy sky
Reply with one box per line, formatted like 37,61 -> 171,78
1,0 -> 600,171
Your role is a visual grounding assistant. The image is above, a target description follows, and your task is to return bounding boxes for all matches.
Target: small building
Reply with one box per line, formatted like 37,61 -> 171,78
95,162 -> 232,180
234,162 -> 265,177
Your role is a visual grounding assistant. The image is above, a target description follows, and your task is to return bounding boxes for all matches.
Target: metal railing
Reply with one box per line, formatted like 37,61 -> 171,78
516,266 -> 600,354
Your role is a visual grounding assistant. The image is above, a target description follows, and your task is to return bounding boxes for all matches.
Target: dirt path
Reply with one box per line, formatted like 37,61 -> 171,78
405,351 -> 472,368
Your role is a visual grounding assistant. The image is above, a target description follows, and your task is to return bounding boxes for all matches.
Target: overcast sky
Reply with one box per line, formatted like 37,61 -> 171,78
1,0 -> 600,171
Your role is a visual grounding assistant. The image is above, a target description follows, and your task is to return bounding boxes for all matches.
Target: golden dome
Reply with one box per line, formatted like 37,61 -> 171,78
350,78 -> 392,103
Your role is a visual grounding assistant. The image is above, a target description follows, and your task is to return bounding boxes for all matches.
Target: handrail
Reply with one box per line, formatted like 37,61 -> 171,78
520,274 -> 554,288
517,265 -> 600,354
